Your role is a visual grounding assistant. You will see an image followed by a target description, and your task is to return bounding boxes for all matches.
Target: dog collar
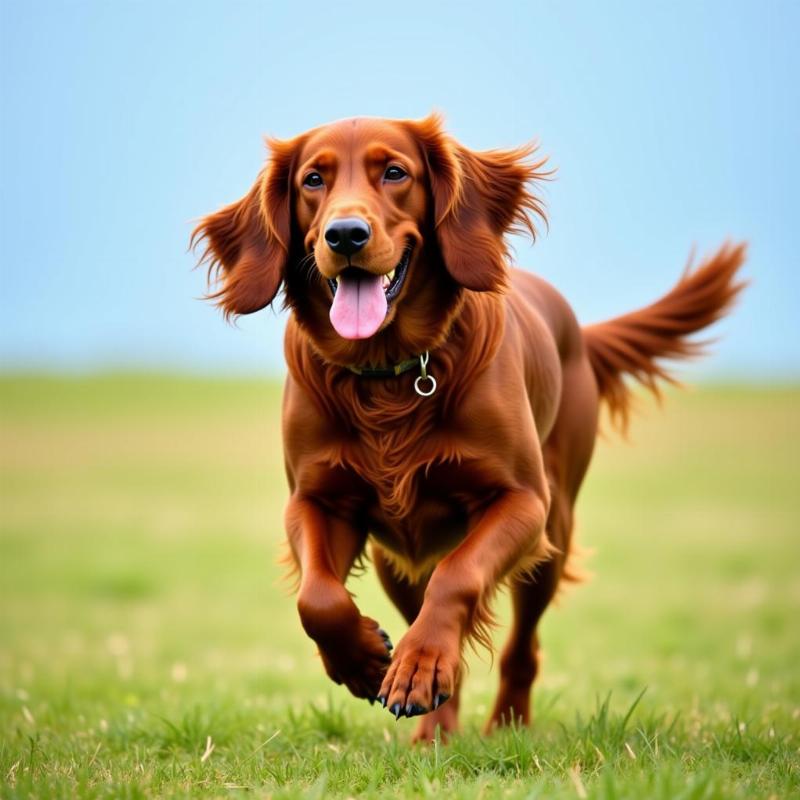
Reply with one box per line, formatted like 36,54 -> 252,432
346,351 -> 437,397
346,357 -> 418,378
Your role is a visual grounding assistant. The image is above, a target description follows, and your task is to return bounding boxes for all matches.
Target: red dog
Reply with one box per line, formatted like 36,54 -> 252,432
194,115 -> 745,743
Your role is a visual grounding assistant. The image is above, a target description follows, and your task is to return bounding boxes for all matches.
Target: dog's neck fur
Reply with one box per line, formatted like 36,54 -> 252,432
284,284 -> 505,421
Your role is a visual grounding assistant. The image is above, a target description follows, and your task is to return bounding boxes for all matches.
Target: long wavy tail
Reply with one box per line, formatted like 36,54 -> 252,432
583,241 -> 747,432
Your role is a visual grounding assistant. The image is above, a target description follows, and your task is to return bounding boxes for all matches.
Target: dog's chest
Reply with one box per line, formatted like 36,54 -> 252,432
342,423 -> 462,516
340,431 -> 493,567
367,493 -> 469,571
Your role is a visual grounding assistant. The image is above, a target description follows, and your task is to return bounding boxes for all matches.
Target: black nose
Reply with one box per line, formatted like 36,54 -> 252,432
324,217 -> 371,257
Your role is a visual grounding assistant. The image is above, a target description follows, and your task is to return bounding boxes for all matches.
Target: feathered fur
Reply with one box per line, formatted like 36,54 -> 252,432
584,242 -> 747,432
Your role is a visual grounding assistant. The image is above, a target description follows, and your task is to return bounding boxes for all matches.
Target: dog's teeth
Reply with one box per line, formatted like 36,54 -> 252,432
336,275 -> 341,284
388,269 -> 396,281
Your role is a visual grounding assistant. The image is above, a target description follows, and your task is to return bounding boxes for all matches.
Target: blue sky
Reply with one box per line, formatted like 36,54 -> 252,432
1,0 -> 798,377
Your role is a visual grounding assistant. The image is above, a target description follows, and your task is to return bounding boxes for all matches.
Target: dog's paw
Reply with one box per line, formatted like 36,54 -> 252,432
318,616 -> 393,700
376,631 -> 459,718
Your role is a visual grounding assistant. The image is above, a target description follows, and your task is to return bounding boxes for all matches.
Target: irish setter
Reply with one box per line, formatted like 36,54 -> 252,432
193,115 -> 745,743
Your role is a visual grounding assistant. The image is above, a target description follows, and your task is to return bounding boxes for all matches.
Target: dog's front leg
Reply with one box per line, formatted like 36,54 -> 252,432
377,488 -> 549,717
286,496 -> 392,700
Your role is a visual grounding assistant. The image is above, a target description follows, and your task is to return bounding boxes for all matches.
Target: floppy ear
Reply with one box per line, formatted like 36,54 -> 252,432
409,114 -> 549,292
191,138 -> 298,318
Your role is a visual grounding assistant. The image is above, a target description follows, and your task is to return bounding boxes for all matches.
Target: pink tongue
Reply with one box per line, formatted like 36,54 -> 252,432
329,272 -> 387,339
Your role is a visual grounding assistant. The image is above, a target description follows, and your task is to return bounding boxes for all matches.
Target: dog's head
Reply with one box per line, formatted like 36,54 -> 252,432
193,115 -> 548,354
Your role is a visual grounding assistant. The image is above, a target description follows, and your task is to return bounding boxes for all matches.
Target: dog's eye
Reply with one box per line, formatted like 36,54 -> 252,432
303,172 -> 324,189
383,165 -> 408,182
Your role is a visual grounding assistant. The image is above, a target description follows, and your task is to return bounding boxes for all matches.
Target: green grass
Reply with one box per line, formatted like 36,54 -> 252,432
1,375 -> 798,798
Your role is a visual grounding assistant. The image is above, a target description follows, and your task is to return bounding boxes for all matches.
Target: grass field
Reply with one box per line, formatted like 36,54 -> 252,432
1,375 -> 798,798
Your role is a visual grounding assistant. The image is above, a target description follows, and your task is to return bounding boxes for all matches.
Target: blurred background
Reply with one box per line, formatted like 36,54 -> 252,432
1,2 -> 798,796
2,0 -> 798,377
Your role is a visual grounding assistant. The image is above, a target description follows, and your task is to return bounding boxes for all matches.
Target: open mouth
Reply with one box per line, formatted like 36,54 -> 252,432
327,245 -> 413,340
327,244 -> 412,303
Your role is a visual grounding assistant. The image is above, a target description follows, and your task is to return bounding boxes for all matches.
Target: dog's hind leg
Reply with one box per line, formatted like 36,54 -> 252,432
486,357 -> 598,732
484,510 -> 566,731
373,545 -> 462,743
